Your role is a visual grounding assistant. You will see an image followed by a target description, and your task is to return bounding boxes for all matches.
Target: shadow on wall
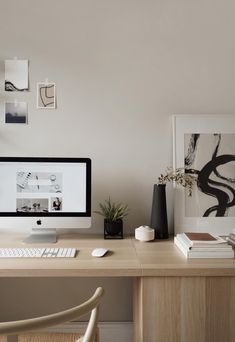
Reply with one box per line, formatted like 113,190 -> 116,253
0,277 -> 133,322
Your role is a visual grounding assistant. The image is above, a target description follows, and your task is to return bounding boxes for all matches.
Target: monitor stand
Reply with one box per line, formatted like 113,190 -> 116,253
23,228 -> 57,244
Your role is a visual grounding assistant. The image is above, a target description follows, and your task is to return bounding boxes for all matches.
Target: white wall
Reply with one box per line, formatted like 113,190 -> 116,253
0,0 -> 235,322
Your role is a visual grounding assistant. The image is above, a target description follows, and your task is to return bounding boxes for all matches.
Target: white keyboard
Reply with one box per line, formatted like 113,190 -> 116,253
0,248 -> 77,258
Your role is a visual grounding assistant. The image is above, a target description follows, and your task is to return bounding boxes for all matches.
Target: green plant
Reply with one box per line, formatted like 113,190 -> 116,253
94,197 -> 128,222
158,167 -> 197,196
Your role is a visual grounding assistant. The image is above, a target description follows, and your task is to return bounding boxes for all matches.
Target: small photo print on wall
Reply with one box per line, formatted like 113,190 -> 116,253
37,82 -> 56,109
5,102 -> 28,124
5,59 -> 29,91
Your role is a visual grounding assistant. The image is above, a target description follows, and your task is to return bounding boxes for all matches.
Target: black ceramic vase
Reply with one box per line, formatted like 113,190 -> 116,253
104,219 -> 123,239
150,184 -> 169,239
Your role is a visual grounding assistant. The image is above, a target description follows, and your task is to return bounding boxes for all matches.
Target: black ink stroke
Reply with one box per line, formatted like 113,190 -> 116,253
185,134 -> 200,168
5,81 -> 27,91
197,154 -> 235,217
212,134 -> 235,183
39,85 -> 55,107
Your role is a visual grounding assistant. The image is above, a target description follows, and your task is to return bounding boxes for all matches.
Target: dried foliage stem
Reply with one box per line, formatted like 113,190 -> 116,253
158,167 -> 197,196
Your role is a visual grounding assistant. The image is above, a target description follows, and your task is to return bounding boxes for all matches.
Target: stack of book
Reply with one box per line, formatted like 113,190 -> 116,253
174,232 -> 234,259
227,232 -> 235,247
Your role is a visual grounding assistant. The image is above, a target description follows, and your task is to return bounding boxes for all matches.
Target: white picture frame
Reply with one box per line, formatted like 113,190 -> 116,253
173,114 -> 235,236
37,82 -> 56,109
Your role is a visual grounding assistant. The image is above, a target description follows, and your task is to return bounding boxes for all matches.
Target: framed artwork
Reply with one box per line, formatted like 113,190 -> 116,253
173,115 -> 235,236
5,59 -> 29,91
37,82 -> 56,109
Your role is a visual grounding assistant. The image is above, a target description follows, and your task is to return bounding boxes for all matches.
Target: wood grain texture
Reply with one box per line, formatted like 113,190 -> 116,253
133,278 -> 143,342
205,277 -> 231,342
133,238 -> 235,277
135,277 -> 181,342
229,278 -> 235,341
135,276 -> 235,342
0,234 -> 234,277
181,277 -> 206,342
0,234 -> 141,277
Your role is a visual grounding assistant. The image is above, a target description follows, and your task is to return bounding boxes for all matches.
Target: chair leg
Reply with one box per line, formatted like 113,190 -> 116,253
7,335 -> 18,342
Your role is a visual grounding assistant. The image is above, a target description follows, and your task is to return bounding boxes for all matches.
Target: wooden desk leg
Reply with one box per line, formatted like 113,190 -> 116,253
134,277 -> 181,342
134,276 -> 235,342
133,277 -> 143,342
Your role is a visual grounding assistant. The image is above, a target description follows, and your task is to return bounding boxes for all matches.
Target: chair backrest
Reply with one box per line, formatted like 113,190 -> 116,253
0,287 -> 104,342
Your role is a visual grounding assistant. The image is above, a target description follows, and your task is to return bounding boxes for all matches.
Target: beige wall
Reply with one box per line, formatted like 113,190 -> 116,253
0,0 -> 235,321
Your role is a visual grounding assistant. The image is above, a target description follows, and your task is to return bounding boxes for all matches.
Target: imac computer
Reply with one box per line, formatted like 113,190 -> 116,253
0,157 -> 91,243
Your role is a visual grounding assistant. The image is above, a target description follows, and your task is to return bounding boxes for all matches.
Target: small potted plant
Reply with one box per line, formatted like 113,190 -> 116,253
94,197 -> 128,239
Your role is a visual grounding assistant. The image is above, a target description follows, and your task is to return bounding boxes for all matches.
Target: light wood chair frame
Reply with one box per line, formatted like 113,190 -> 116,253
0,287 -> 104,342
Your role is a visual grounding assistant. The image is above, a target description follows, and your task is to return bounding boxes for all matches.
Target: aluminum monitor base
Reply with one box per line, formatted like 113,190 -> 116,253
23,229 -> 57,243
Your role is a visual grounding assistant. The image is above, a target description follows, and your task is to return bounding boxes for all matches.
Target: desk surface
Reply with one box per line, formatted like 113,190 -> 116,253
0,234 -> 140,277
0,233 -> 235,277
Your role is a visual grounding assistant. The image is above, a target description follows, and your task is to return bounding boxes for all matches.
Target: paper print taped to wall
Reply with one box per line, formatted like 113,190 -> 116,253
37,83 -> 56,109
5,60 -> 29,91
5,102 -> 28,124
184,133 -> 235,217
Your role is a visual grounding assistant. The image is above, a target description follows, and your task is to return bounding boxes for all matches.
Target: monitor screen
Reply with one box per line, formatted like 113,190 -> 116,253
0,157 -> 91,242
0,157 -> 91,217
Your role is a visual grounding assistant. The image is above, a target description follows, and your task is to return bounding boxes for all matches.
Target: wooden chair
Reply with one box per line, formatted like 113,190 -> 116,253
0,287 -> 104,342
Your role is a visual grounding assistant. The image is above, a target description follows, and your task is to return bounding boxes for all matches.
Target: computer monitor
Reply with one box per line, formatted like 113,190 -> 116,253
0,157 -> 91,243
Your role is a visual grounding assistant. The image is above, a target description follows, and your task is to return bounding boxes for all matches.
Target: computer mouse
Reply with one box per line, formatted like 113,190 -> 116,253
91,248 -> 109,257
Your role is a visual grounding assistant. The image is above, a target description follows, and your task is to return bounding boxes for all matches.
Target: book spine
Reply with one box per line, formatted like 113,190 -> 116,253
177,234 -> 192,248
174,237 -> 188,258
175,237 -> 234,258
229,233 -> 235,241
178,234 -> 227,247
188,251 -> 234,258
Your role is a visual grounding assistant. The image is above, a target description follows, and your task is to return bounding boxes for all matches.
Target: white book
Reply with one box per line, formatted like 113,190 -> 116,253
178,233 -> 227,249
176,234 -> 232,251
174,236 -> 234,259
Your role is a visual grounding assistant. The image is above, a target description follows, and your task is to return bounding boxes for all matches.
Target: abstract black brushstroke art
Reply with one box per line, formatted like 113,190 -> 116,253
184,134 -> 235,217
5,60 -> 29,91
37,83 -> 56,109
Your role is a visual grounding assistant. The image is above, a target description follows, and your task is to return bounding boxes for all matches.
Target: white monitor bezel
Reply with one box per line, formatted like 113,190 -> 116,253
0,157 -> 92,236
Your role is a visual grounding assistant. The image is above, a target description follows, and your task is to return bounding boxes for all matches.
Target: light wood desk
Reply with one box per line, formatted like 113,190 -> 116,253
0,234 -> 235,342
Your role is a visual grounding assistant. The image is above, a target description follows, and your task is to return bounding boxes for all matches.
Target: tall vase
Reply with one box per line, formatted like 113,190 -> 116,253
150,184 -> 169,239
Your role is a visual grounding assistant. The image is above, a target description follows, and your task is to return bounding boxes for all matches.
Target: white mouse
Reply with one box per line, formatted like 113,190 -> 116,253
91,248 -> 109,257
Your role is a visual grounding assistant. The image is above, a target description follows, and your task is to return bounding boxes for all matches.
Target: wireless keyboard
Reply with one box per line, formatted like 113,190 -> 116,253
0,248 -> 77,258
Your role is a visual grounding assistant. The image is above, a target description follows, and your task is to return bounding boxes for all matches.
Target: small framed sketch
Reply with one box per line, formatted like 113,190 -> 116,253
173,114 -> 235,236
37,82 -> 56,109
5,59 -> 29,91
5,101 -> 28,124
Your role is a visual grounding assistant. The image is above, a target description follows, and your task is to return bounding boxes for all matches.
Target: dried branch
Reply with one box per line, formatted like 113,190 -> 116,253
158,167 -> 197,196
